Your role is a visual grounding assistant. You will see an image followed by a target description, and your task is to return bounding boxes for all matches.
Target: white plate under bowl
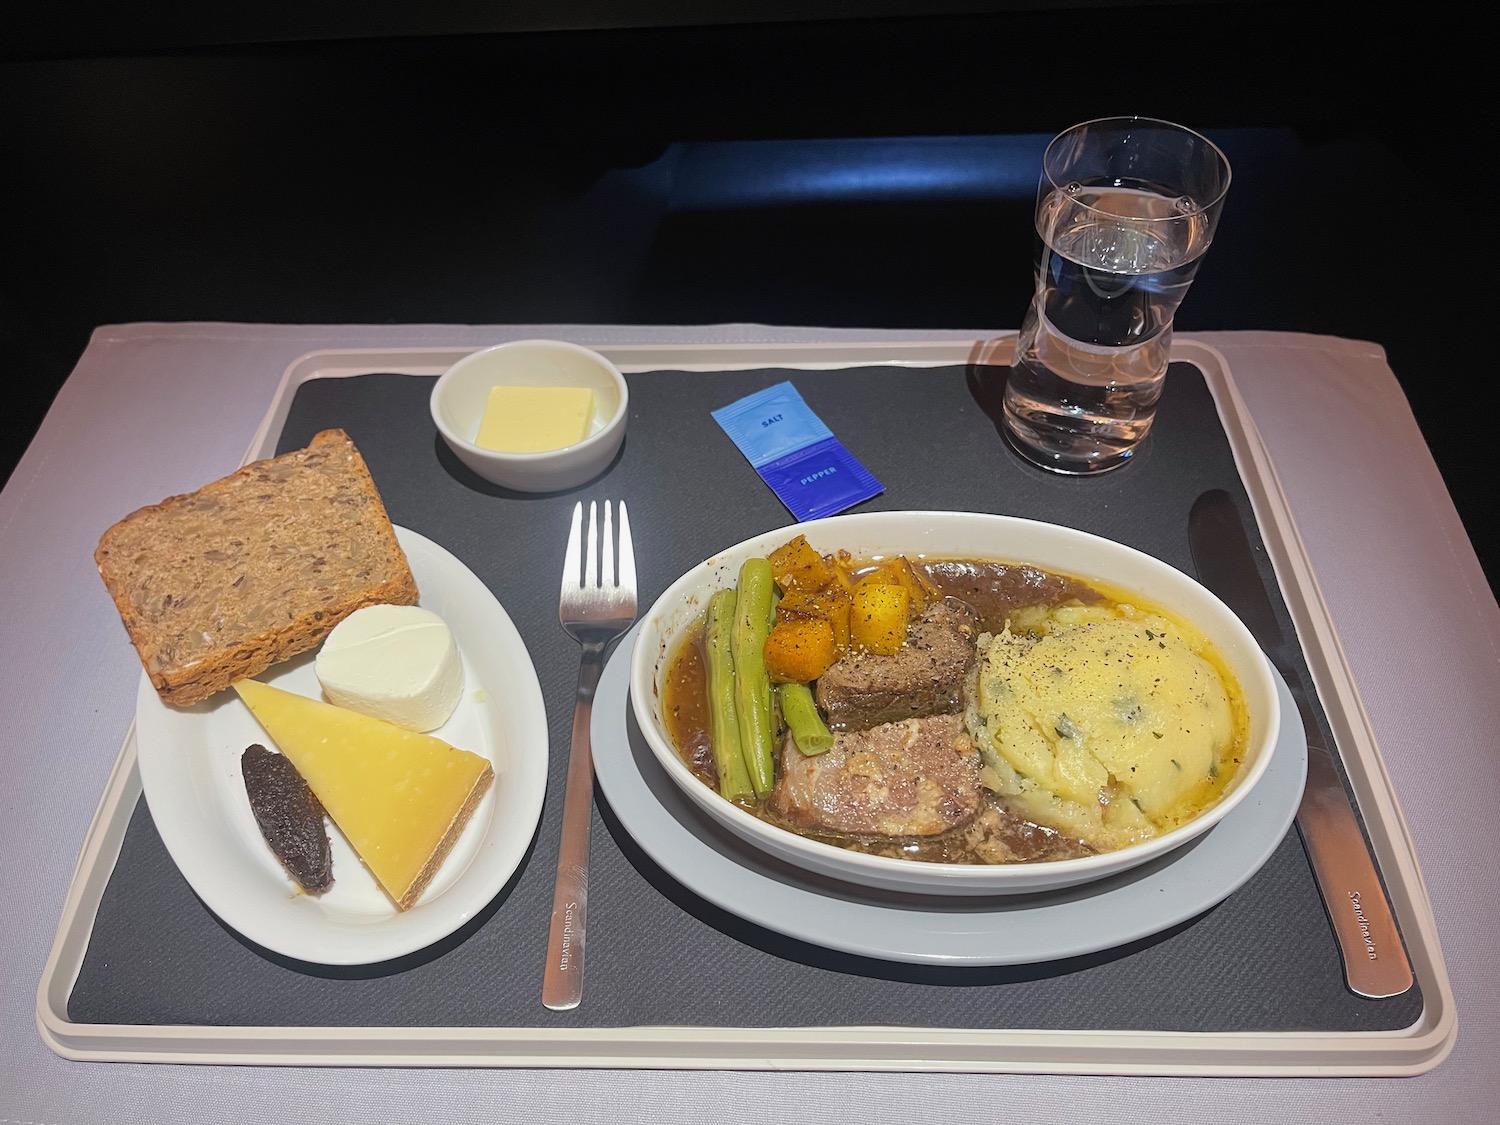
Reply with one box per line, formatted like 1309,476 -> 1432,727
598,623 -> 1307,966
628,510 -> 1282,896
135,526 -> 549,966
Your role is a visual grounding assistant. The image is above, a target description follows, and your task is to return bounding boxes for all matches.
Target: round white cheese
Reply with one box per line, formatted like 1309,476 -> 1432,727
315,604 -> 463,732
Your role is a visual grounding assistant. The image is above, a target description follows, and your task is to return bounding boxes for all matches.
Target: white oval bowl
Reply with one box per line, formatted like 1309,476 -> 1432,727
430,339 -> 628,493
629,510 -> 1282,896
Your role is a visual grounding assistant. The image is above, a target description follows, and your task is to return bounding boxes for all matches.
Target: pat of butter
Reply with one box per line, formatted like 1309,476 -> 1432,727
475,385 -> 594,453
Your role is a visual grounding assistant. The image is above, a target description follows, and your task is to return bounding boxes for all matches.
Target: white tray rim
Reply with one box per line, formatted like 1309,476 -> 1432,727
35,335 -> 1458,1075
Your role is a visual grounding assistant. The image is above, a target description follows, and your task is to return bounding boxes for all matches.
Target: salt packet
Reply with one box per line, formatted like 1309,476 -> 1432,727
711,381 -> 883,522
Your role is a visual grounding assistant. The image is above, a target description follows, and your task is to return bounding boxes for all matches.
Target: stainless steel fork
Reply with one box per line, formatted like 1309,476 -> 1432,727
542,500 -> 637,1011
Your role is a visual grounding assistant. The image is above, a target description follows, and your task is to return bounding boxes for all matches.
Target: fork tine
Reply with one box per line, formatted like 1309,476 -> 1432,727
584,501 -> 599,588
560,501 -> 583,595
617,501 -> 636,596
602,501 -> 616,588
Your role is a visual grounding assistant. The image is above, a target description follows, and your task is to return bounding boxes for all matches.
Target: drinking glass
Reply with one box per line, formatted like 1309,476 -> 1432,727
1003,117 -> 1231,473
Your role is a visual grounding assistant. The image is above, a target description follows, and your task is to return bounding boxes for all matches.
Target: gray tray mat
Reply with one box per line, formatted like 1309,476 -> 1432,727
67,363 -> 1423,1034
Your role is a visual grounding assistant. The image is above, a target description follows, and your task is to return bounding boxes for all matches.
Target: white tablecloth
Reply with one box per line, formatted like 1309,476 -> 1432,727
3,323 -> 1496,1124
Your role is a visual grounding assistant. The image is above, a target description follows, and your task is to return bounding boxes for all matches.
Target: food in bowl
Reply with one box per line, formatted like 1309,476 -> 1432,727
657,532 -> 1251,867
429,339 -> 628,492
970,601 -> 1243,854
474,384 -> 595,453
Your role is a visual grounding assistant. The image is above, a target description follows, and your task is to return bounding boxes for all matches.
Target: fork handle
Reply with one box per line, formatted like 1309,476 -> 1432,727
542,641 -> 607,1011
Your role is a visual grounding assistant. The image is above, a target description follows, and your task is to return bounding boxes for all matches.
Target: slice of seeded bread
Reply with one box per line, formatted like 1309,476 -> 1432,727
96,428 -> 419,706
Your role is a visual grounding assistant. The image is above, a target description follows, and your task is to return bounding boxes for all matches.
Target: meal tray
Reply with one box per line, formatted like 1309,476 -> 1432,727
36,338 -> 1456,1074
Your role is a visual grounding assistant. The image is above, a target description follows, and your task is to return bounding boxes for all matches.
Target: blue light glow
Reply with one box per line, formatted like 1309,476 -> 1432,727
668,135 -> 1051,211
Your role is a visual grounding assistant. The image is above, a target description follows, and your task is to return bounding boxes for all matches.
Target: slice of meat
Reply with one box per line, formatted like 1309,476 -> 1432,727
769,713 -> 982,837
815,598 -> 977,731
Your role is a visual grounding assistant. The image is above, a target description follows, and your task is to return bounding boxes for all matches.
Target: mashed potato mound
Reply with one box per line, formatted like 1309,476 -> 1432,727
967,603 -> 1240,852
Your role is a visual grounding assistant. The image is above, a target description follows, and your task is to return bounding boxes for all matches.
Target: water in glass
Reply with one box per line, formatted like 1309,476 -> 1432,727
1005,181 -> 1213,473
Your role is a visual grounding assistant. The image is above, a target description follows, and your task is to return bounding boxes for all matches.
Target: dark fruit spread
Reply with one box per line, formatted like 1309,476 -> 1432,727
241,742 -> 333,893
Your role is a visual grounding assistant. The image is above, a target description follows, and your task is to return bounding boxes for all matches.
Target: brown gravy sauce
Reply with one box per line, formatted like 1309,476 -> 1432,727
915,559 -> 1101,634
662,633 -> 715,783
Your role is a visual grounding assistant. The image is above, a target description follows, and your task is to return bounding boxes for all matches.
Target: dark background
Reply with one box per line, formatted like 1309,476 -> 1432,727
2,3 -> 1478,586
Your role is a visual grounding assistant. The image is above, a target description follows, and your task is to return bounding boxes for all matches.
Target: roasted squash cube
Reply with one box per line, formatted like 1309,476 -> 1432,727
822,585 -> 852,652
851,582 -> 909,655
763,615 -> 839,683
860,557 -> 930,613
778,583 -> 851,653
775,586 -> 821,617
769,535 -> 835,592
887,556 -> 933,613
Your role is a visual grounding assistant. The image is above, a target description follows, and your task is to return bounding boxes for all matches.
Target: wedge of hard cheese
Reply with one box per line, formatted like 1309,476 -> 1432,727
234,679 -> 493,910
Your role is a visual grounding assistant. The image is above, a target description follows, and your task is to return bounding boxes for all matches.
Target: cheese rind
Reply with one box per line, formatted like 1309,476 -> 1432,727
315,604 -> 463,731
474,385 -> 594,453
233,679 -> 493,910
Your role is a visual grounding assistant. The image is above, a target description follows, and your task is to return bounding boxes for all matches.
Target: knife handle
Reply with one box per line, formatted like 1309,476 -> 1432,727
1293,692 -> 1414,998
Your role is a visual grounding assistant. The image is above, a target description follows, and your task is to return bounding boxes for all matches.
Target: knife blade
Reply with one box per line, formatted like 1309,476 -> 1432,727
1189,488 -> 1413,998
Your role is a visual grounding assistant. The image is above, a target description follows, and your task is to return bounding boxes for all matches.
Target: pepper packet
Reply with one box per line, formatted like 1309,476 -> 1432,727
711,382 -> 883,522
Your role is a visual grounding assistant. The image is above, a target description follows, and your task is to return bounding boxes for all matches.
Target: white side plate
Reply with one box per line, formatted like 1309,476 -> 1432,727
135,526 -> 548,965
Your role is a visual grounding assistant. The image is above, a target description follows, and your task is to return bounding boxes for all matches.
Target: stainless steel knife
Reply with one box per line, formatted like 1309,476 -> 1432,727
1189,488 -> 1413,998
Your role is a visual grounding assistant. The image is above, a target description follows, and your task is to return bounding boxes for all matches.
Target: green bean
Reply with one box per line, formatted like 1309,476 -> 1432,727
704,589 -> 753,802
778,681 -> 833,756
731,557 -> 777,796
